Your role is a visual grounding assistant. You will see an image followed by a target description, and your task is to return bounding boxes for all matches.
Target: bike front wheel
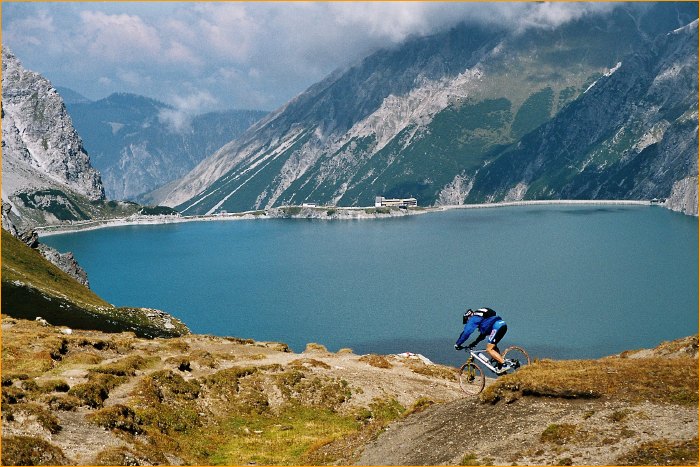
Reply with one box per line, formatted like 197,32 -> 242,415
458,362 -> 485,396
502,346 -> 531,370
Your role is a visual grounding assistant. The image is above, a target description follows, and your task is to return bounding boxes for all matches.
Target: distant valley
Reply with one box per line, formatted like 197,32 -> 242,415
61,91 -> 267,202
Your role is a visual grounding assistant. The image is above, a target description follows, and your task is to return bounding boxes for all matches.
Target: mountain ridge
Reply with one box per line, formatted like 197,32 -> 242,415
154,4 -> 697,216
63,92 -> 267,201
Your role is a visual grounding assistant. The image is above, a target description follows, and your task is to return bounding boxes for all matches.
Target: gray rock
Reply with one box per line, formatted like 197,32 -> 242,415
36,244 -> 90,288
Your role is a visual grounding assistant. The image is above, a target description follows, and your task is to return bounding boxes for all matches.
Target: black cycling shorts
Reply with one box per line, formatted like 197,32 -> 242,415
487,320 -> 507,344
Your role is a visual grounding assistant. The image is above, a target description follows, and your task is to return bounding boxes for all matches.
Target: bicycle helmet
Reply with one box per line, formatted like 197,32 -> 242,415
463,308 -> 474,324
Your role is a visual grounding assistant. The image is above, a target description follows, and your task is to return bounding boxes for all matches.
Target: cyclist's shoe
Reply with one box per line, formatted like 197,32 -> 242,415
495,361 -> 512,375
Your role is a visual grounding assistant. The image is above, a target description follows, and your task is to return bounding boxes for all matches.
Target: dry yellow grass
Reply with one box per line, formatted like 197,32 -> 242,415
616,437 -> 699,465
482,356 -> 698,405
358,354 -> 393,369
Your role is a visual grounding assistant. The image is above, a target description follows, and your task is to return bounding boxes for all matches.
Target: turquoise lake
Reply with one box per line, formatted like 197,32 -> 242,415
42,205 -> 698,367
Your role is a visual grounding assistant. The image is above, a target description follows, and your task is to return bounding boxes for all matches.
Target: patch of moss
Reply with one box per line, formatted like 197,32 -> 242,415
93,445 -> 168,466
540,423 -> 578,445
406,360 -> 457,380
134,370 -> 200,405
199,366 -> 257,399
616,437 -> 698,465
209,406 -> 362,466
90,355 -> 150,376
2,386 -> 27,407
275,370 -> 351,410
460,452 -> 481,465
38,379 -> 71,393
359,354 -> 393,369
481,357 -> 697,405
89,404 -> 144,434
7,402 -> 62,434
1,435 -> 69,466
136,404 -> 202,435
289,358 -> 331,370
305,343 -> 328,353
44,393 -> 82,411
404,397 -> 436,417
67,373 -> 124,408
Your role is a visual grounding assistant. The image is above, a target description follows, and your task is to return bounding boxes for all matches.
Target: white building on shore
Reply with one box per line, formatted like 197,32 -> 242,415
375,196 -> 418,208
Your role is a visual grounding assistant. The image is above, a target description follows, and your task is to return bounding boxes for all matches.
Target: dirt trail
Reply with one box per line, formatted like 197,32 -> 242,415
356,396 -> 698,465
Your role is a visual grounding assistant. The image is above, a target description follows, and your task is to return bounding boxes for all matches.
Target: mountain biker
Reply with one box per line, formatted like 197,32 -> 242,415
454,307 -> 511,374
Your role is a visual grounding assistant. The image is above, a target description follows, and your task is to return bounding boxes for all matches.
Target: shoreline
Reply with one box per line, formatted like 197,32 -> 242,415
35,199 -> 654,237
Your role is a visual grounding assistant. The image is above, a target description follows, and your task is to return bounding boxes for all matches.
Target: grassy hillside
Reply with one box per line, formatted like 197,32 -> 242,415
1,229 -> 188,338
1,318 -> 460,465
2,317 -> 696,466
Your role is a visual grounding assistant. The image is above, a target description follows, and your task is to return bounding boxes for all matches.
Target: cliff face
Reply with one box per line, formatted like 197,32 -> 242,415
467,20 -> 699,212
2,47 -> 104,201
665,176 -> 699,216
157,4 -> 697,216
2,47 -> 106,229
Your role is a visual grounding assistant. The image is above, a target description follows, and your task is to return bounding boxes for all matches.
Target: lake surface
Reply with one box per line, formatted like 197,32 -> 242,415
43,205 -> 698,367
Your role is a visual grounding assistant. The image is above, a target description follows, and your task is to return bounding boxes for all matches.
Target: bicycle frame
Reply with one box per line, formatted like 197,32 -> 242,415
468,349 -> 500,373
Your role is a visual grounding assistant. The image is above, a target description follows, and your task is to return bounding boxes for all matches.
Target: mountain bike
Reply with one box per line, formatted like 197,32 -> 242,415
458,346 -> 530,396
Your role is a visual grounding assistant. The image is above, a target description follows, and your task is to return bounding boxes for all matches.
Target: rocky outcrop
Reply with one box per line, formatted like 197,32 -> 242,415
36,244 -> 90,287
665,176 -> 698,216
3,201 -> 91,287
2,202 -> 19,237
2,47 -> 105,229
2,47 -> 104,201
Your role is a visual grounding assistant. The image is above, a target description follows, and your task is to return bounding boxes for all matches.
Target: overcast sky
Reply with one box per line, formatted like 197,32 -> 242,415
3,2 -> 621,114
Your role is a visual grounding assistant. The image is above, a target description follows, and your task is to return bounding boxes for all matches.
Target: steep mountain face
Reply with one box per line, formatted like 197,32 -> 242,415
2,47 -> 106,229
158,3 -> 697,216
63,92 -> 267,201
467,19 -> 699,212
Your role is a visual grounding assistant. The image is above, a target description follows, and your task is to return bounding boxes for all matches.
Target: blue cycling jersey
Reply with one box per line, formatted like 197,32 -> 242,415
456,314 -> 503,347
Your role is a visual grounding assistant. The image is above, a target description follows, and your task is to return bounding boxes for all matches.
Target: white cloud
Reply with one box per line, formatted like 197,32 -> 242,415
158,89 -> 220,133
2,2 -> 634,111
171,89 -> 219,114
79,11 -> 162,62
158,108 -> 192,133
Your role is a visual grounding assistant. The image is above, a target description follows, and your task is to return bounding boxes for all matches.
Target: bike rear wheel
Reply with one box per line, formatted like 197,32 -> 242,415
458,362 -> 485,396
502,346 -> 530,370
